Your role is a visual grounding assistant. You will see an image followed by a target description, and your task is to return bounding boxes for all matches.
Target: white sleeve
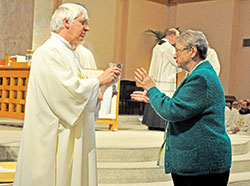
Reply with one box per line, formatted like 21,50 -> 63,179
148,45 -> 158,77
162,45 -> 177,67
207,49 -> 220,76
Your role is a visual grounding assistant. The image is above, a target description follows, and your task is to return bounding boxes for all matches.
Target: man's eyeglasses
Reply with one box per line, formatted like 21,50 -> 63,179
81,20 -> 89,26
175,47 -> 190,54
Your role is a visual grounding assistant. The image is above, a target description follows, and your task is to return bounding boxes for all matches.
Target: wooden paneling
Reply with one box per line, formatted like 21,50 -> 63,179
0,65 -> 30,121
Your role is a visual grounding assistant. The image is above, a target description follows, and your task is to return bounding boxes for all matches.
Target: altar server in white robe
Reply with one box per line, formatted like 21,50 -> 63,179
206,47 -> 220,76
74,44 -> 97,69
142,28 -> 180,130
14,3 -> 121,186
148,28 -> 181,97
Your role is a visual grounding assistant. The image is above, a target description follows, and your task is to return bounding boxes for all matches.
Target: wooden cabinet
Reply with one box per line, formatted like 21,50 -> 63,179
0,65 -> 30,121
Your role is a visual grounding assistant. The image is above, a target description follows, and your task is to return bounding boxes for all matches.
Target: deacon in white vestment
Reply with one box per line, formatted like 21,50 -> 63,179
206,47 -> 220,76
142,28 -> 180,130
13,3 -> 121,186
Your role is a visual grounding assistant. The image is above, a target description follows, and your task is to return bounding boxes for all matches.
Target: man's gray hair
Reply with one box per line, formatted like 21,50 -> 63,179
166,28 -> 180,36
50,3 -> 88,32
175,30 -> 208,60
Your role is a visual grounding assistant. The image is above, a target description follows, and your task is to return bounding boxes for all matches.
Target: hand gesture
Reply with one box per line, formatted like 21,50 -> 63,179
130,91 -> 150,103
134,67 -> 155,91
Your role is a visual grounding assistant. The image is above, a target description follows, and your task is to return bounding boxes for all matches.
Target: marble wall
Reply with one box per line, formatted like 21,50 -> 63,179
0,0 -> 34,60
32,0 -> 55,50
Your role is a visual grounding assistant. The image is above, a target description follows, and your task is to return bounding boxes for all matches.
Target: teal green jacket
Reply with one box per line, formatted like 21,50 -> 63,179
147,61 -> 232,176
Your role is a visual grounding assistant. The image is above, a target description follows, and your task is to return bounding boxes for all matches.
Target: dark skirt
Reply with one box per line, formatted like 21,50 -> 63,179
142,103 -> 166,130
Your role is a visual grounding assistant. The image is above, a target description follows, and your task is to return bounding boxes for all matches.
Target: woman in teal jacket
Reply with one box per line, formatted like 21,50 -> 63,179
132,30 -> 231,186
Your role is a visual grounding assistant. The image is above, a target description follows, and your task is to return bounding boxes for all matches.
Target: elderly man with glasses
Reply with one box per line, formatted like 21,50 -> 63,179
14,3 -> 121,186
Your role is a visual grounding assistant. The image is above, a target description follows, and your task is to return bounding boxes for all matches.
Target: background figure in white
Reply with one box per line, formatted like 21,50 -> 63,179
13,3 -> 121,186
227,100 -> 240,132
233,100 -> 250,132
231,112 -> 250,132
225,102 -> 232,130
239,99 -> 250,115
206,47 -> 220,76
73,44 -> 97,69
228,100 -> 250,133
148,28 -> 181,97
142,28 -> 180,130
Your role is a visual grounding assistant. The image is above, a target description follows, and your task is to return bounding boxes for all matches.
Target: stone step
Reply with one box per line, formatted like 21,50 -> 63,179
98,172 -> 250,186
97,147 -> 159,162
230,134 -> 250,155
1,172 -> 250,186
97,163 -> 171,184
97,155 -> 250,184
95,134 -> 250,165
228,171 -> 250,186
96,138 -> 250,163
1,134 -> 250,163
231,150 -> 250,173
2,136 -> 249,162
98,161 -> 158,169
1,158 -> 249,185
97,161 -> 166,183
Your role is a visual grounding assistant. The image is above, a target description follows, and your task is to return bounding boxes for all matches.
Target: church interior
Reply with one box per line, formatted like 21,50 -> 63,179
0,0 -> 250,185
